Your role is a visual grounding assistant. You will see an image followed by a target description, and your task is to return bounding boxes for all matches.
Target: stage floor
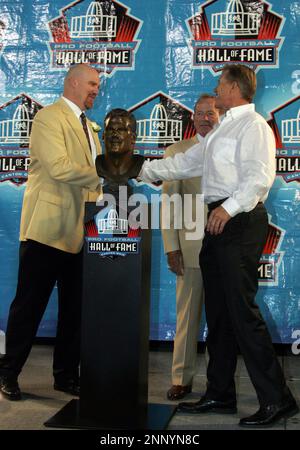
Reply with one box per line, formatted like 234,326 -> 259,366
0,345 -> 299,430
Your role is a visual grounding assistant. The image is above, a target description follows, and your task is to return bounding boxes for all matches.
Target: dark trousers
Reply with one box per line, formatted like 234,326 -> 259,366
0,240 -> 83,380
200,203 -> 287,406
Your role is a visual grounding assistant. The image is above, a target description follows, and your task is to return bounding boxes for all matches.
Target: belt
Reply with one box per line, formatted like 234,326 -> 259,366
207,199 -> 263,212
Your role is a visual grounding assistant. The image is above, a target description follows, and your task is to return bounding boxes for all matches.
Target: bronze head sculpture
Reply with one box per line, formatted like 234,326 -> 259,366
96,109 -> 144,188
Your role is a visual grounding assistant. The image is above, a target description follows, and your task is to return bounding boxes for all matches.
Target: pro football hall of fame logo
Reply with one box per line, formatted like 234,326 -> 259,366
85,205 -> 141,258
47,0 -> 142,76
259,219 -> 285,286
268,95 -> 300,183
187,0 -> 285,73
0,94 -> 43,186
129,92 -> 196,159
128,92 -> 196,188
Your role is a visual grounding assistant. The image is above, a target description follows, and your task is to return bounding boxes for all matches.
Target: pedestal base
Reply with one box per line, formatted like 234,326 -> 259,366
44,400 -> 177,430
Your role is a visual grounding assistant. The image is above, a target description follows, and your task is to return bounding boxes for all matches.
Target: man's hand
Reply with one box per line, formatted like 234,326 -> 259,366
167,250 -> 184,276
206,206 -> 231,235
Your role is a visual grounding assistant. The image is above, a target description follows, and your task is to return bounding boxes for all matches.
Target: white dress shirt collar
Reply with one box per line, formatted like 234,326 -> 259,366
61,96 -> 83,119
224,103 -> 255,121
61,96 -> 97,165
196,133 -> 205,142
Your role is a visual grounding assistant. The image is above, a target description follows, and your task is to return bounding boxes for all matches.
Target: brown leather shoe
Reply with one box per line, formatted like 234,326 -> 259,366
167,384 -> 192,401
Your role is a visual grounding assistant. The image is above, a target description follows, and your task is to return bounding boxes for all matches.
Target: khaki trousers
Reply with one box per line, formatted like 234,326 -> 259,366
172,267 -> 204,386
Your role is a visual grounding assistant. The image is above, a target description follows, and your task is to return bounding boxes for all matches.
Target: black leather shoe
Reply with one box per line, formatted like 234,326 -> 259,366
177,396 -> 237,414
54,378 -> 80,396
0,376 -> 22,401
239,398 -> 299,428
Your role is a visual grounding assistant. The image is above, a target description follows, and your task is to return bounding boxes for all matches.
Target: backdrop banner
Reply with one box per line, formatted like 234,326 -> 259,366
0,0 -> 299,343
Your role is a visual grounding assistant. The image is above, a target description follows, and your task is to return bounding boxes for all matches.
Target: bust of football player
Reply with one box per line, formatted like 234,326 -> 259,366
96,109 -> 144,191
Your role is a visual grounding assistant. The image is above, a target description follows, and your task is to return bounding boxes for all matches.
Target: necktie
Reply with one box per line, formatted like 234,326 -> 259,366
80,112 -> 92,153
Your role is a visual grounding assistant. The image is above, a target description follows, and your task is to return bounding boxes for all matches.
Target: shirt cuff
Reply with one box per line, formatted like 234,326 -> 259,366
221,197 -> 243,217
137,161 -> 156,183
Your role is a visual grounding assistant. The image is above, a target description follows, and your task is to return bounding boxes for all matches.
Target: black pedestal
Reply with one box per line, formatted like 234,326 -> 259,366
45,201 -> 176,430
44,400 -> 176,430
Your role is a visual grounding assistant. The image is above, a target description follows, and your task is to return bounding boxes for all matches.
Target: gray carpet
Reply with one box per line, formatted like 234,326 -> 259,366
0,345 -> 299,430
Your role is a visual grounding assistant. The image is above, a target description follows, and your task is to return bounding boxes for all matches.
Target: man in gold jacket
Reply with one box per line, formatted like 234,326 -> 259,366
0,64 -> 101,400
162,95 -> 219,401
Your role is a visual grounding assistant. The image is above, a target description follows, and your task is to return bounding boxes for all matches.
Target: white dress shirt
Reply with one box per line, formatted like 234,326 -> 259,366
62,96 -> 97,164
140,104 -> 276,217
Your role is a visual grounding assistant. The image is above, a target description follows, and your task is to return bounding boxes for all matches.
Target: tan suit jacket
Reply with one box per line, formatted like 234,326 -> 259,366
20,98 -> 101,253
161,135 -> 206,268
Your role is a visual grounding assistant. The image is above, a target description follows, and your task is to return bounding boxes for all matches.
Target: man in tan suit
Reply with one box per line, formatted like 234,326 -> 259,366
162,95 -> 219,401
0,64 -> 101,400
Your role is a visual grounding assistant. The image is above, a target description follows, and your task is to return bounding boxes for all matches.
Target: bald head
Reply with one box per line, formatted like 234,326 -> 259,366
63,64 -> 100,111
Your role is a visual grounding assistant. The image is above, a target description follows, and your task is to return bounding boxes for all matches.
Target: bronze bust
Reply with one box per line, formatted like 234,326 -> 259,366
96,109 -> 144,192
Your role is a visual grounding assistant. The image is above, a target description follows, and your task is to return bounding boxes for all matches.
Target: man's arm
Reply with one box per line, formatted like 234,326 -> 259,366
139,140 -> 204,183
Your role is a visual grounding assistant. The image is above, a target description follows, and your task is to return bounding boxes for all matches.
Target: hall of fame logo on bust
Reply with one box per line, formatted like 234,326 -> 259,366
0,94 -> 43,186
268,95 -> 300,183
47,0 -> 142,77
186,0 -> 285,74
85,205 -> 140,258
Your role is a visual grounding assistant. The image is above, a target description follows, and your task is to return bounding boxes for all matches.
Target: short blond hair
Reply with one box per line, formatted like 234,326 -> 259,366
222,64 -> 256,102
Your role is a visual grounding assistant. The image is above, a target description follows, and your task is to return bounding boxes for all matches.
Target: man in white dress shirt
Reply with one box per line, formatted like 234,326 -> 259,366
162,95 -> 219,401
138,64 -> 298,427
0,64 -> 101,400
